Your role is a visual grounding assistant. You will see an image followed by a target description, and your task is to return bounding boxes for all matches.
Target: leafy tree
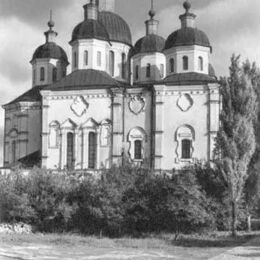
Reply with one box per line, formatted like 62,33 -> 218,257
215,55 -> 258,236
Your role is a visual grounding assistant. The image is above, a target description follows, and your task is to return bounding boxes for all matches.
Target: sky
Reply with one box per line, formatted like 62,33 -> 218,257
0,0 -> 260,165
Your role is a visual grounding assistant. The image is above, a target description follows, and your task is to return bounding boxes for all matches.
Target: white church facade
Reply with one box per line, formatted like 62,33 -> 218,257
2,0 -> 220,171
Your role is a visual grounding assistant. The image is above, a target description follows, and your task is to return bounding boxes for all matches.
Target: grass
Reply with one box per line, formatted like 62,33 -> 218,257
0,231 -> 259,248
0,232 -> 259,260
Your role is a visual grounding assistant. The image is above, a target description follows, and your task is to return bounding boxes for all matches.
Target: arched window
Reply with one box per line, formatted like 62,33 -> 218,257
73,52 -> 77,68
67,133 -> 74,170
160,64 -> 164,78
135,65 -> 139,80
134,140 -> 142,160
199,56 -> 203,71
175,125 -> 195,162
128,127 -> 146,161
40,67 -> 45,81
183,56 -> 188,70
121,53 -> 126,79
182,139 -> 192,159
109,51 -> 115,76
84,50 -> 89,66
52,67 -> 57,82
88,132 -> 97,169
170,58 -> 175,73
97,51 -> 101,67
146,63 -> 151,78
11,140 -> 16,163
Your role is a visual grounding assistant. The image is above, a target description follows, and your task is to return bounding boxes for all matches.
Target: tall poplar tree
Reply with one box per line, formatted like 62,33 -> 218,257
215,55 -> 258,236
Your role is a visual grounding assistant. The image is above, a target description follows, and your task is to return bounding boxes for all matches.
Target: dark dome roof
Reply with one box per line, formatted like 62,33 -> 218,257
32,42 -> 68,64
131,34 -> 165,57
71,19 -> 109,43
99,11 -> 132,46
165,27 -> 211,50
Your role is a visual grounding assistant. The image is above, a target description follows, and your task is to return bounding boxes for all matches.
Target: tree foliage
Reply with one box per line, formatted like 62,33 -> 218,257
215,55 -> 258,235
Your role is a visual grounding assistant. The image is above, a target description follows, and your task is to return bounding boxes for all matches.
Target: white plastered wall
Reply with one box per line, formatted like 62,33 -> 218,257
164,45 -> 210,75
41,89 -> 113,170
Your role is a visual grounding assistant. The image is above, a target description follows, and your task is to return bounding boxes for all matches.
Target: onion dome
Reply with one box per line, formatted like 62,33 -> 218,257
71,1 -> 110,43
99,11 -> 132,46
131,0 -> 164,56
31,12 -> 68,65
165,28 -> 211,50
131,34 -> 165,56
32,43 -> 68,65
165,1 -> 212,51
71,20 -> 109,43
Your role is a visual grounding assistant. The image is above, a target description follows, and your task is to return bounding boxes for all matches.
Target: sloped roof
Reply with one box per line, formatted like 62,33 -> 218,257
44,69 -> 121,91
164,72 -> 218,85
5,86 -> 45,106
18,150 -> 41,168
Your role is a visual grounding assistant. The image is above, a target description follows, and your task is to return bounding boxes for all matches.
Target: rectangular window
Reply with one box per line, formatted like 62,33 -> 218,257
146,63 -> 151,78
182,139 -> 191,159
134,140 -> 142,160
84,50 -> 88,66
97,51 -> 102,67
135,65 -> 139,80
74,52 -> 78,68
88,132 -> 97,169
40,67 -> 45,81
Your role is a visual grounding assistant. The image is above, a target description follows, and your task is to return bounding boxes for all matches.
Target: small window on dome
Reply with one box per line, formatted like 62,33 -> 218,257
183,56 -> 188,71
73,52 -> 78,68
146,63 -> 151,78
135,65 -> 139,80
97,51 -> 102,67
40,67 -> 45,81
53,68 -> 57,82
121,53 -> 126,79
33,69 -> 36,84
84,51 -> 89,66
170,58 -> 175,73
199,56 -> 203,71
109,51 -> 115,76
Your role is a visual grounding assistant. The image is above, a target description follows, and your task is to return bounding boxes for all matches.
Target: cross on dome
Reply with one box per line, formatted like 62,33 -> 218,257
47,10 -> 55,30
149,0 -> 156,19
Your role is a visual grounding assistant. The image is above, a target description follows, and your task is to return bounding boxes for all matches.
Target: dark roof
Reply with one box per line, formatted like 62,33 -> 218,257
32,42 -> 69,64
5,86 -> 45,106
131,34 -> 165,57
209,63 -> 216,77
45,69 -> 121,91
165,28 -> 211,51
99,11 -> 132,46
18,151 -> 41,168
71,19 -> 109,43
164,72 -> 218,85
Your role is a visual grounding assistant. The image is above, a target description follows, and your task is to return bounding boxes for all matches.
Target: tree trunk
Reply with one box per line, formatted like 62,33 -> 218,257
231,200 -> 237,237
247,215 -> 252,232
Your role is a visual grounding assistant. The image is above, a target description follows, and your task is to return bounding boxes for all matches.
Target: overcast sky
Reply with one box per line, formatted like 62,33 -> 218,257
0,0 -> 259,164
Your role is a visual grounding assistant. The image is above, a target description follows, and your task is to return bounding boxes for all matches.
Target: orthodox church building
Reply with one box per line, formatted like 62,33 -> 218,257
2,0 -> 220,171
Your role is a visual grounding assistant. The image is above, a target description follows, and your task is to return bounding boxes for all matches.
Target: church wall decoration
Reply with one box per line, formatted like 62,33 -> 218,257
177,93 -> 193,112
129,95 -> 145,115
70,96 -> 89,117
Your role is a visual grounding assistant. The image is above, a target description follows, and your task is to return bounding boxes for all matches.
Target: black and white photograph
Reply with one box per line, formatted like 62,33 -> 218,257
0,0 -> 259,259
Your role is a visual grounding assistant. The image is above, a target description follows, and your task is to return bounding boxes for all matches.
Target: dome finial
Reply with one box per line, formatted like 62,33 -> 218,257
148,0 -> 156,19
47,10 -> 55,29
183,0 -> 191,13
